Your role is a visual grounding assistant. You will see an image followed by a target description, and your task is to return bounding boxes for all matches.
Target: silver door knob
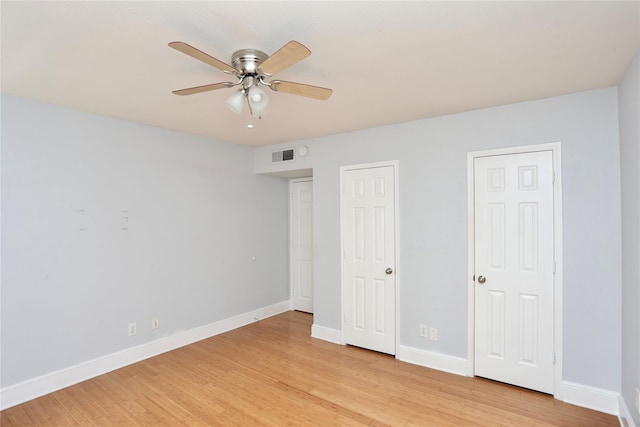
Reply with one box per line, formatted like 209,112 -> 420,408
385,268 -> 393,275
477,275 -> 486,284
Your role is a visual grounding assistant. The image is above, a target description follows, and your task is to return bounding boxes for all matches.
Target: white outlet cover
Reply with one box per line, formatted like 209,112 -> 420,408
419,324 -> 428,337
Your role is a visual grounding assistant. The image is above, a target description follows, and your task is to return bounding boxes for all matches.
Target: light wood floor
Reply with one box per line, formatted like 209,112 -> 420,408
2,311 -> 617,426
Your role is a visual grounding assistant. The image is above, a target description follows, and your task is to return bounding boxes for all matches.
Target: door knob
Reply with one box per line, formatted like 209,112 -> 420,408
477,275 -> 486,284
385,268 -> 393,275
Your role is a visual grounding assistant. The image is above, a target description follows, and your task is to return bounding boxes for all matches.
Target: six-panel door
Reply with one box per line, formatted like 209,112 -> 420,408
474,151 -> 555,393
291,179 -> 314,313
342,166 -> 396,355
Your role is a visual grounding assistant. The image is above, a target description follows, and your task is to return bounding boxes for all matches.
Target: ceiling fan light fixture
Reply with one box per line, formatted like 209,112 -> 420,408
251,107 -> 267,119
247,85 -> 268,111
225,90 -> 245,114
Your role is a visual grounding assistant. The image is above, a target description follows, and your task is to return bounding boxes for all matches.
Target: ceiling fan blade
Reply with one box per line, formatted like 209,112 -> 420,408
169,41 -> 237,75
270,80 -> 333,100
172,82 -> 235,96
259,41 -> 311,76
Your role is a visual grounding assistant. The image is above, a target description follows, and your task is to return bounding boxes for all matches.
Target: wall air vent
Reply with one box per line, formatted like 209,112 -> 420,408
272,148 -> 295,163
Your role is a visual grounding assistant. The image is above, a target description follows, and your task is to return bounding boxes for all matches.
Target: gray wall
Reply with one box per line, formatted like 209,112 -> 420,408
619,49 -> 640,425
1,95 -> 289,387
256,87 -> 622,392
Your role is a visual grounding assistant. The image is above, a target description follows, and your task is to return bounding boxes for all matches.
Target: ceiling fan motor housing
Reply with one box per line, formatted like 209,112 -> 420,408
231,49 -> 268,76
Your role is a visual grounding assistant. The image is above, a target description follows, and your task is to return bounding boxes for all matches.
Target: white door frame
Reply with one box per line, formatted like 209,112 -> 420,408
340,160 -> 400,356
466,143 -> 563,398
290,177 -> 313,311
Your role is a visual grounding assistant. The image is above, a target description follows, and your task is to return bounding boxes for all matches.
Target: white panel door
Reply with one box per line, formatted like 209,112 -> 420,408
474,151 -> 554,393
291,179 -> 313,313
342,165 -> 396,355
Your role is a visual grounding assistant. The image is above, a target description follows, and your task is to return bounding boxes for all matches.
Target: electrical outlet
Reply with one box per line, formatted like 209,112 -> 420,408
128,322 -> 137,336
419,324 -> 428,337
429,327 -> 438,341
152,318 -> 159,330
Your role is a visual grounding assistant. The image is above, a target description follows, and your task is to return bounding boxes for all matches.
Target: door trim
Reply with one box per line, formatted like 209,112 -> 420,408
340,160 -> 400,356
290,177 -> 313,312
466,143 -> 563,398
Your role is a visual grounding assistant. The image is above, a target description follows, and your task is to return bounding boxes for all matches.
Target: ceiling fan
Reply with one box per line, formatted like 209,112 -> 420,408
169,40 -> 332,123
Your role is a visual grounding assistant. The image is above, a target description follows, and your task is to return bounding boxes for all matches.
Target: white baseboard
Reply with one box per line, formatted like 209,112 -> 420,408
397,350 -> 627,421
619,394 -> 638,427
0,300 -> 291,410
311,323 -> 343,345
396,347 -> 624,419
397,345 -> 468,376
560,381 -> 620,416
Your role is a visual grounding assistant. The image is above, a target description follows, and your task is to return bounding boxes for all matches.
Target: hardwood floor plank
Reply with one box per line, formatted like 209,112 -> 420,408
1,311 -> 618,426
1,404 -> 34,426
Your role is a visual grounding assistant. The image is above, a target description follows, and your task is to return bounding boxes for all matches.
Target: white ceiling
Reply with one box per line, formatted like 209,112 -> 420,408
1,1 -> 638,147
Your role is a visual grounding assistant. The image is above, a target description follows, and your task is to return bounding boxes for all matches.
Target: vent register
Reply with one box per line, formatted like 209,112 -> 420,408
272,148 -> 295,162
